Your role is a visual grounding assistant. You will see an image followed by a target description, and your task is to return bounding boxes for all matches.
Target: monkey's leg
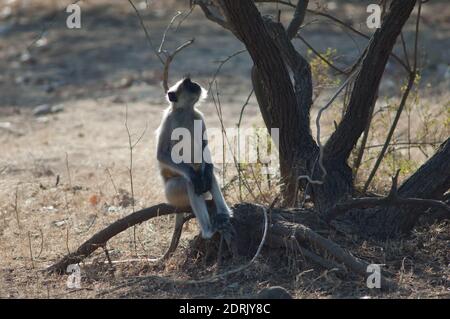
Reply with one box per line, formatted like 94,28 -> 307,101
210,173 -> 232,218
208,174 -> 237,257
186,182 -> 215,239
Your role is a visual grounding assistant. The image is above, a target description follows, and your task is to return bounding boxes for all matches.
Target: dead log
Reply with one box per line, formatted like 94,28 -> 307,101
47,203 -> 193,274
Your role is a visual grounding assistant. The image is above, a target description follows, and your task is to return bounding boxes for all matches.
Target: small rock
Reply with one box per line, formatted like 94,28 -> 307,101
0,122 -> 23,136
115,77 -> 134,89
32,104 -> 64,116
53,220 -> 67,227
32,104 -> 51,116
107,205 -> 119,213
0,6 -> 12,20
138,1 -> 148,10
35,116 -> 49,123
0,122 -> 12,129
36,38 -> 48,48
15,75 -> 31,85
327,1 -> 337,10
43,206 -> 57,213
20,51 -> 36,65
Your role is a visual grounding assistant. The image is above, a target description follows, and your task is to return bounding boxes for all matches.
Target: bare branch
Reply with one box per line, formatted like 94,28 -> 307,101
399,32 -> 412,71
27,231 -> 35,269
298,68 -> 359,186
363,74 -> 415,192
207,49 -> 247,94
127,0 -> 164,65
195,0 -> 231,31
286,0 -> 309,39
255,0 -> 410,72
158,11 -> 184,55
162,39 -> 195,92
27,0 -> 82,51
305,9 -> 410,73
237,89 -> 254,128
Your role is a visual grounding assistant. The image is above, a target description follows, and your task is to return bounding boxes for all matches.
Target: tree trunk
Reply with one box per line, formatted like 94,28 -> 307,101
353,138 -> 450,238
212,0 -> 442,237
315,0 -> 418,214
218,0 -> 318,205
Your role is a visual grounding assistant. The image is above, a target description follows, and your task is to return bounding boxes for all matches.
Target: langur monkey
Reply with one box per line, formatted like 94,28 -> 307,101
156,77 -> 232,239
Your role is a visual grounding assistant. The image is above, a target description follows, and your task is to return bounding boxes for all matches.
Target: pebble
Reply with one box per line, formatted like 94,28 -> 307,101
32,104 -> 64,116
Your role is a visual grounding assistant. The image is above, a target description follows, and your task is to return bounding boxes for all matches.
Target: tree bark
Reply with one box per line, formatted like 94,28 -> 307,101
345,138 -> 450,238
218,0 -> 317,205
315,0 -> 418,214
205,0 -> 442,237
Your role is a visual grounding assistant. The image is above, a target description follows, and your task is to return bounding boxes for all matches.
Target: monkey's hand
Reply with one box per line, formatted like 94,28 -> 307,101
200,163 -> 214,193
212,213 -> 231,232
191,164 -> 214,195
188,167 -> 205,195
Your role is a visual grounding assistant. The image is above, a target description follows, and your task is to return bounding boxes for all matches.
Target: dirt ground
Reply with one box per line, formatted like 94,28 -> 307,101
0,0 -> 449,298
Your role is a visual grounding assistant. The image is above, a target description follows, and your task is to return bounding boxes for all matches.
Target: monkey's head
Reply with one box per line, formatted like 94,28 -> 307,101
167,77 -> 206,108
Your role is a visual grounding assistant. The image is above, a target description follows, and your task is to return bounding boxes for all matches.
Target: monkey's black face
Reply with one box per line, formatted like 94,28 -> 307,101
181,77 -> 201,95
168,77 -> 202,104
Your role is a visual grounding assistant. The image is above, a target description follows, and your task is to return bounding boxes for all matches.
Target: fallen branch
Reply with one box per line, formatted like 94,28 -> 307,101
46,203 -> 196,274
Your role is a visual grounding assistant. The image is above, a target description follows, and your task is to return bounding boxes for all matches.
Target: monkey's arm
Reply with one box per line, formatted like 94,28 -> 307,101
157,148 -> 198,181
197,132 -> 214,194
157,124 -> 204,193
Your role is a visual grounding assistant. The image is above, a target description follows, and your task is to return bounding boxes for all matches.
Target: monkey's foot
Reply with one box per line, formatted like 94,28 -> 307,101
212,213 -> 231,231
213,214 -> 238,258
201,229 -> 215,239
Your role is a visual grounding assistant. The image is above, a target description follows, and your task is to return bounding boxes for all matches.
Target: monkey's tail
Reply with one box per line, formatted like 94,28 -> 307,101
160,213 -> 187,261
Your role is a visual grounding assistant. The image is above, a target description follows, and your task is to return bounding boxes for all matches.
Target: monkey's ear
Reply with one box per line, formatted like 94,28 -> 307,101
168,91 -> 178,102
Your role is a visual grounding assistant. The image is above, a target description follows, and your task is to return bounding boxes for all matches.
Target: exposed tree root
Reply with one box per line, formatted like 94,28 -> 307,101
327,170 -> 450,222
160,213 -> 195,261
47,201 -> 395,290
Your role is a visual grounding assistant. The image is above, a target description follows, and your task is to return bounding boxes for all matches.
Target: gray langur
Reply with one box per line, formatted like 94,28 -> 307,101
156,77 -> 232,239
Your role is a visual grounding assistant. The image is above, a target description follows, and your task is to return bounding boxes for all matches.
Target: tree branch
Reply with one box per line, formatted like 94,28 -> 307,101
324,0 -> 417,162
47,203 -> 198,274
162,39 -> 195,92
286,0 -> 309,39
363,1 -> 422,192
